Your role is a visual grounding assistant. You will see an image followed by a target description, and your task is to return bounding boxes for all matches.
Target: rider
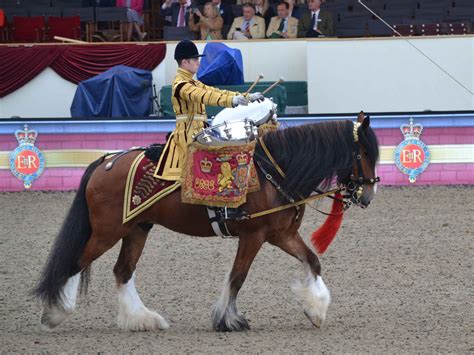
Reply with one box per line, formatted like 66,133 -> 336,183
156,40 -> 264,181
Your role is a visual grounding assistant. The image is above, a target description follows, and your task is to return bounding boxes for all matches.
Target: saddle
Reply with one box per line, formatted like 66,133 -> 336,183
123,149 -> 180,223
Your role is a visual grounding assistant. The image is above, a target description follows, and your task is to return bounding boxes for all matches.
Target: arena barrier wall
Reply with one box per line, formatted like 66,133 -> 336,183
0,113 -> 472,191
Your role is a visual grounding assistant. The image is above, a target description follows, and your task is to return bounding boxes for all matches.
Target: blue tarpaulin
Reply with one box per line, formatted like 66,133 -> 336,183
197,43 -> 244,86
71,65 -> 153,118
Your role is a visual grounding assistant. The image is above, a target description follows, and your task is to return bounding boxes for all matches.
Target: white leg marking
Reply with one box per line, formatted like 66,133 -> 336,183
212,273 -> 249,331
117,272 -> 169,331
40,273 -> 80,330
291,271 -> 331,328
212,273 -> 231,323
62,273 -> 81,311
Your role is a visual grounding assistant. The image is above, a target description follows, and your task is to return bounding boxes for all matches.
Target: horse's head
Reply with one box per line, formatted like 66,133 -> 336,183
342,111 -> 380,208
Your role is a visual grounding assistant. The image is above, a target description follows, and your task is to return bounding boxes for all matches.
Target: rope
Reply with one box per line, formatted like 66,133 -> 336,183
358,0 -> 474,96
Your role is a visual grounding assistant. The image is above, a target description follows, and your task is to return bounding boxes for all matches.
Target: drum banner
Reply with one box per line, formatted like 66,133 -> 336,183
181,141 -> 260,208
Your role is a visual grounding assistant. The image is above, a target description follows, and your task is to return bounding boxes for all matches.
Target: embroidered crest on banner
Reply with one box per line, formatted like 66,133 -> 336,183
181,141 -> 260,208
9,124 -> 45,189
394,118 -> 430,183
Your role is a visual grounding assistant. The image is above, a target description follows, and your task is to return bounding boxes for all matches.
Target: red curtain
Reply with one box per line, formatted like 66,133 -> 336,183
0,43 -> 167,97
51,44 -> 166,84
0,46 -> 65,97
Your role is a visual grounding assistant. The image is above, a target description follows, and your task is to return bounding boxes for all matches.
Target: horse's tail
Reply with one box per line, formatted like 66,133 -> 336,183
33,156 -> 105,308
310,192 -> 345,254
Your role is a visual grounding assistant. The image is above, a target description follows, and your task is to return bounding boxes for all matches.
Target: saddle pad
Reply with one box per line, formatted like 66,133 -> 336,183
123,152 -> 180,223
181,141 -> 260,208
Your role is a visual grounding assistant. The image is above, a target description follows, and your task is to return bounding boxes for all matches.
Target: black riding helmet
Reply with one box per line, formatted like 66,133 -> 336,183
174,40 -> 205,62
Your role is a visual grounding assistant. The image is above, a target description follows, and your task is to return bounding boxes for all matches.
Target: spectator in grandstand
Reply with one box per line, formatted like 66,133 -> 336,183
266,1 -> 298,38
161,0 -> 192,27
286,0 -> 302,19
116,0 -> 147,41
210,0 -> 234,27
189,2 -> 224,39
297,0 -> 334,37
227,3 -> 266,39
253,0 -> 276,28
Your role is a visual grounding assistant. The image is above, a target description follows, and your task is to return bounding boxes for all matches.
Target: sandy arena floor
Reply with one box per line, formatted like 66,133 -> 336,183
0,186 -> 472,353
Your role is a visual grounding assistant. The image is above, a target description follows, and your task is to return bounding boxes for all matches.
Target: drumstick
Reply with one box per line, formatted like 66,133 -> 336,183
262,77 -> 284,95
244,74 -> 264,95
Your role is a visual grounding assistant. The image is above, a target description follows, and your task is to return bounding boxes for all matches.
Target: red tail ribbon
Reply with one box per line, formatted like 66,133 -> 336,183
310,193 -> 344,254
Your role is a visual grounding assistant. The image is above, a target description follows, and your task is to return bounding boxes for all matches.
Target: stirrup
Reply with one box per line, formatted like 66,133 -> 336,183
224,207 -> 249,221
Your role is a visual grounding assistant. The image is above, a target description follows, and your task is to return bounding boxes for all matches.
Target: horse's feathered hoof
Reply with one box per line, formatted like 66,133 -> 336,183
304,310 -> 323,328
213,315 -> 250,332
40,306 -> 72,331
117,307 -> 169,331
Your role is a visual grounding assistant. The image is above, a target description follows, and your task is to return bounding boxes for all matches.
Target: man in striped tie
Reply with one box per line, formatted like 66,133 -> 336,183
161,0 -> 191,27
227,3 -> 266,40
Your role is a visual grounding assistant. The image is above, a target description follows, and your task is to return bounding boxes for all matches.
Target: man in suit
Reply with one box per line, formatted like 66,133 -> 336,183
266,1 -> 298,38
297,0 -> 334,38
227,3 -> 266,39
161,0 -> 192,27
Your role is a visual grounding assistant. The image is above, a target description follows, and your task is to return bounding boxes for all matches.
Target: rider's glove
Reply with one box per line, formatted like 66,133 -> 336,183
249,92 -> 265,102
232,95 -> 249,107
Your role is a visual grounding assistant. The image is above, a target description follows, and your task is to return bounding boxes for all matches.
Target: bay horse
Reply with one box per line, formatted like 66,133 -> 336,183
34,112 -> 379,332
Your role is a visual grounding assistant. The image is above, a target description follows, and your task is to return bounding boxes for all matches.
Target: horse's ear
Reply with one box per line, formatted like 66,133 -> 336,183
362,115 -> 370,130
357,111 -> 365,123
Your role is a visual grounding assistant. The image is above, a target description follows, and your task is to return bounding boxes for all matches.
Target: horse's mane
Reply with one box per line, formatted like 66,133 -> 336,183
256,120 -> 379,197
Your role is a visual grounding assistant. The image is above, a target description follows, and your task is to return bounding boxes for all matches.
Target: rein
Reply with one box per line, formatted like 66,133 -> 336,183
250,122 -> 381,219
250,137 -> 344,220
247,188 -> 341,219
259,137 -> 286,178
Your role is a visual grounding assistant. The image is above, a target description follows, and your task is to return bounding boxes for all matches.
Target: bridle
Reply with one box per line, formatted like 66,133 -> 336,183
313,122 -> 381,211
255,121 -> 380,214
339,121 -> 380,208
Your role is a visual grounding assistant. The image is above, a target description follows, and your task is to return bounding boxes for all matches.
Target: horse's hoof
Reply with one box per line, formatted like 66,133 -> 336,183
118,307 -> 169,331
304,310 -> 324,328
213,316 -> 250,332
40,306 -> 71,330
